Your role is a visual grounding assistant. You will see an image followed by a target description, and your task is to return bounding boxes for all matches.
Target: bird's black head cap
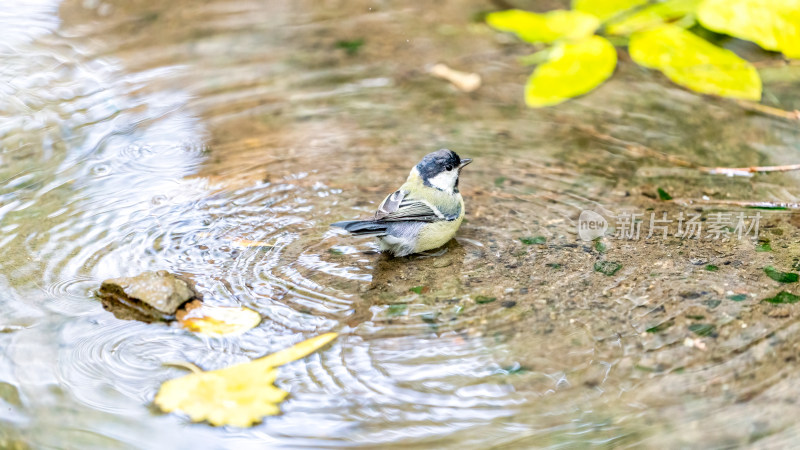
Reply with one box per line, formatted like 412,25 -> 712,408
416,149 -> 462,181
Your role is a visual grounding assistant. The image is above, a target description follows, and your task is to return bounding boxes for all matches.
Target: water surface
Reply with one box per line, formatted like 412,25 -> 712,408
2,0 -> 800,448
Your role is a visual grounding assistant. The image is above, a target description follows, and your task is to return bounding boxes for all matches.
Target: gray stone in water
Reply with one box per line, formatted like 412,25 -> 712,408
97,270 -> 201,322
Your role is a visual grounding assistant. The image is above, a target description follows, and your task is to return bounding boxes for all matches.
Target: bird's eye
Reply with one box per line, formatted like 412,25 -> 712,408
445,165 -> 453,171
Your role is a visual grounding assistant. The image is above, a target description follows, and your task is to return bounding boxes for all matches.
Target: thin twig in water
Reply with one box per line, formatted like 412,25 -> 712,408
700,164 -> 800,176
672,198 -> 800,210
735,100 -> 800,121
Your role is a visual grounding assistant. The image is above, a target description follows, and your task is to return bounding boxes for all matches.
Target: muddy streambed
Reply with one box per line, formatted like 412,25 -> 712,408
2,0 -> 800,448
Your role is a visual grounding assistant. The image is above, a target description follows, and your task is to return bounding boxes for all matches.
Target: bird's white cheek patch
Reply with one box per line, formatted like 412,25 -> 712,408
428,170 -> 458,193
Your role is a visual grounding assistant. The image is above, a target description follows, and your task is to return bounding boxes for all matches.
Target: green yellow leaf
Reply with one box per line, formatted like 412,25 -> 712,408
572,0 -> 648,22
486,9 -> 600,44
629,25 -> 762,100
525,35 -> 617,107
698,0 -> 800,59
607,0 -> 702,35
176,301 -> 262,337
154,332 -> 338,427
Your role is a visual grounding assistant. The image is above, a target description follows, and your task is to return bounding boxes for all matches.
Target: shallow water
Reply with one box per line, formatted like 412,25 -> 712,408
3,0 -> 800,448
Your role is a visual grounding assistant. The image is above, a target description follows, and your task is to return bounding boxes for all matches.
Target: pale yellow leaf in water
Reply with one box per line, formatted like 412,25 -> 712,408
154,332 -> 338,427
525,35 -> 617,107
156,364 -> 285,427
177,302 -> 262,337
629,25 -> 762,100
572,0 -> 648,22
606,0 -> 702,35
698,0 -> 800,59
486,9 -> 599,44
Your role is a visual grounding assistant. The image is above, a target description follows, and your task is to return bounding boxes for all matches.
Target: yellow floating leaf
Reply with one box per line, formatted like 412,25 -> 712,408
572,0 -> 648,22
629,25 -> 762,100
154,332 -> 338,427
525,35 -> 617,107
606,0 -> 701,35
486,9 -> 599,44
177,302 -> 262,337
698,0 -> 800,59
157,364 -> 285,427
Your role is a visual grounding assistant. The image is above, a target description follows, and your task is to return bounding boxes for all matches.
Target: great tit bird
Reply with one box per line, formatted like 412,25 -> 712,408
332,149 -> 472,257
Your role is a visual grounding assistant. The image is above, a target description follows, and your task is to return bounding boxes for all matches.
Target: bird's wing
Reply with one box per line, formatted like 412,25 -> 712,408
374,190 -> 447,222
375,189 -> 407,218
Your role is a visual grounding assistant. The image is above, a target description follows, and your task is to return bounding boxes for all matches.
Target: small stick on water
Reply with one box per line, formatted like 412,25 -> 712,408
734,100 -> 800,121
672,198 -> 800,210
699,164 -> 800,176
429,64 -> 481,93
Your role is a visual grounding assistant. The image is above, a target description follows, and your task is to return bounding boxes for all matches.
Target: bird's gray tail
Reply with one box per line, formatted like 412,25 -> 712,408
331,220 -> 388,237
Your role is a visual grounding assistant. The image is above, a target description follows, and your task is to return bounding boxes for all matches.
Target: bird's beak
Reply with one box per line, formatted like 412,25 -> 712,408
458,158 -> 473,170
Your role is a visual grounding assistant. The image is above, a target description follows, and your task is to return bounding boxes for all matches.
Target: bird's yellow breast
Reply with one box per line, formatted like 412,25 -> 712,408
413,195 -> 465,253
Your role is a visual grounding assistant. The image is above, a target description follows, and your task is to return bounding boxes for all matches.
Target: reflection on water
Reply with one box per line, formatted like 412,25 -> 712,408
2,0 -> 800,448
